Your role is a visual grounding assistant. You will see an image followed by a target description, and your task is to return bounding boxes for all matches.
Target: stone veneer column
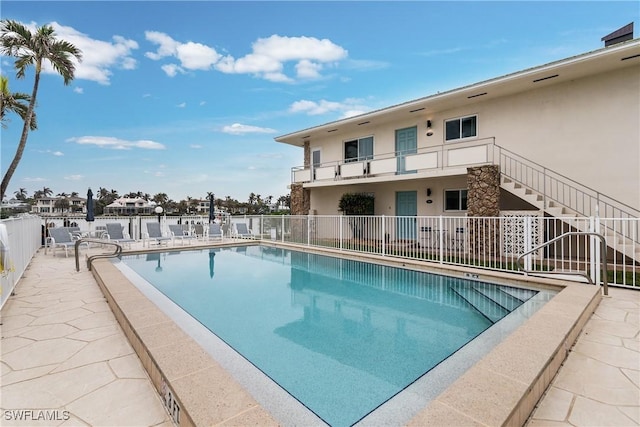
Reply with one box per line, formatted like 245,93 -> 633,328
467,165 -> 500,256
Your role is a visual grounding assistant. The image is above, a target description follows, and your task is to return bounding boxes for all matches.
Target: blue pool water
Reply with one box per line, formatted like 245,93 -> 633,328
118,245 -> 538,426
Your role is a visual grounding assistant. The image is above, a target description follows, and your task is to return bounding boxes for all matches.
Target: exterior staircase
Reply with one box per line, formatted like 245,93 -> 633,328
495,145 -> 640,263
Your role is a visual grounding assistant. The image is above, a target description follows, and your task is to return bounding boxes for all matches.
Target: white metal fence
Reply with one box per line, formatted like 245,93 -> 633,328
239,214 -> 639,289
2,213 -> 637,310
1,215 -> 42,309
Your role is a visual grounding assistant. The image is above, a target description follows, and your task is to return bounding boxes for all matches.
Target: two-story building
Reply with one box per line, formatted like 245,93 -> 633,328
276,32 -> 639,223
31,196 -> 87,216
104,197 -> 156,216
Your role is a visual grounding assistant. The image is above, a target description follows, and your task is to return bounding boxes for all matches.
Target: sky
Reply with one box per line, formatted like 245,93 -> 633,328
1,1 -> 637,203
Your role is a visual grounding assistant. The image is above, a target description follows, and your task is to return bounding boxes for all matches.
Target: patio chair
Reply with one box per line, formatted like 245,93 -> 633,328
168,224 -> 197,246
144,222 -> 171,247
47,227 -> 88,257
233,222 -> 254,239
193,224 -> 205,240
207,223 -> 223,241
105,223 -> 136,249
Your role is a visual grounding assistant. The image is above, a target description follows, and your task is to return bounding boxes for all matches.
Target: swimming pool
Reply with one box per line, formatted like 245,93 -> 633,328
116,245 -> 551,426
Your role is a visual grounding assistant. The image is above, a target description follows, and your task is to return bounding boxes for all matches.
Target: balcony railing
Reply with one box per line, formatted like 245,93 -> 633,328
291,138 -> 496,184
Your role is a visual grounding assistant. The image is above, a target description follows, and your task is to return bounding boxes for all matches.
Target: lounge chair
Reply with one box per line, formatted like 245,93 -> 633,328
169,224 -> 197,246
47,227 -> 88,257
193,224 -> 205,240
144,222 -> 171,247
207,223 -> 223,241
105,223 -> 136,249
233,222 -> 254,239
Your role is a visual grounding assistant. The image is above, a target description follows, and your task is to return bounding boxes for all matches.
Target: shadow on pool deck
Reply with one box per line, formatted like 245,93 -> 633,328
1,244 -> 638,426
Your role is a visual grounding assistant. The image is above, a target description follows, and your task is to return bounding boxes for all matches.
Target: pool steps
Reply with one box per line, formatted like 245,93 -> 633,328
450,283 -> 537,323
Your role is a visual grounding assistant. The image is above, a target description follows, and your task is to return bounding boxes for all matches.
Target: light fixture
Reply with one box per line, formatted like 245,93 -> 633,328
154,206 -> 164,223
426,188 -> 432,197
426,120 -> 434,136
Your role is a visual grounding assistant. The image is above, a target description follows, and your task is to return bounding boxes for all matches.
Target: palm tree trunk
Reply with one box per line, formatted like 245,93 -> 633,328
0,62 -> 40,200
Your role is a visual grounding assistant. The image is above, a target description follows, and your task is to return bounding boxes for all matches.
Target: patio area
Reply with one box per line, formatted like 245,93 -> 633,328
0,245 -> 638,426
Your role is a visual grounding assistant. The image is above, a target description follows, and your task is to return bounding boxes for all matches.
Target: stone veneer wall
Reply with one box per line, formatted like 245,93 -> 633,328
303,141 -> 310,168
290,183 -> 309,215
467,165 -> 500,256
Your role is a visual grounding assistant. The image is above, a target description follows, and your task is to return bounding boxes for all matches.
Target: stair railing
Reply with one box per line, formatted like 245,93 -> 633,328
516,231 -> 608,296
494,144 -> 639,220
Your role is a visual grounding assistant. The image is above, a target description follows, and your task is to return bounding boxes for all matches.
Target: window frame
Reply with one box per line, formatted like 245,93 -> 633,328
445,114 -> 478,142
344,136 -> 374,163
444,188 -> 468,211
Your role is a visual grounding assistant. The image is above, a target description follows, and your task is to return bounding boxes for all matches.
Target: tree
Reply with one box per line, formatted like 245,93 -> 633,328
13,187 -> 27,201
152,193 -> 169,205
0,75 -> 37,130
33,186 -> 52,199
0,20 -> 82,200
338,193 -> 375,239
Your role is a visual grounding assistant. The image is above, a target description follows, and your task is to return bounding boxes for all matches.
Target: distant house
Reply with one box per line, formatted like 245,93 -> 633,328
32,196 -> 86,216
104,197 -> 155,216
1,198 -> 30,213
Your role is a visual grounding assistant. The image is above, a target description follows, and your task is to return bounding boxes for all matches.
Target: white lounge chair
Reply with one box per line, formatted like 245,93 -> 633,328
207,223 -> 223,241
105,223 -> 136,249
169,224 -> 197,246
144,222 -> 171,247
47,227 -> 88,257
233,223 -> 254,239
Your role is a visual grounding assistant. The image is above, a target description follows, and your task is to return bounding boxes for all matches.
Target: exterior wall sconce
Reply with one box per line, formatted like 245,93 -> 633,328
426,120 -> 434,136
426,188 -> 432,197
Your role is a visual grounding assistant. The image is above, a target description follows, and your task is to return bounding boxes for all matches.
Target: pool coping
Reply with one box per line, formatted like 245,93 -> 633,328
89,241 -> 602,426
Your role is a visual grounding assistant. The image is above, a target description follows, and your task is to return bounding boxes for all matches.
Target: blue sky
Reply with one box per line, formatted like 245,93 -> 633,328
1,1 -> 637,203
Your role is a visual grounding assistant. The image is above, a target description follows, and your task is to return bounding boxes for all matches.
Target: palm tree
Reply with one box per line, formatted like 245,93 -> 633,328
0,75 -> 37,130
13,187 -> 27,201
0,20 -> 82,200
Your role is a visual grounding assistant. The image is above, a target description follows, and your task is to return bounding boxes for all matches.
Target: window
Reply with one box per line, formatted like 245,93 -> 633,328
445,189 -> 468,211
445,115 -> 477,141
344,136 -> 373,162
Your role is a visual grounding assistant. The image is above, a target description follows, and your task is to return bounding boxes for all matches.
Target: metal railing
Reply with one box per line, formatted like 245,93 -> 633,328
74,238 -> 123,272
494,144 -> 639,220
516,231 -> 609,295
233,214 -> 638,288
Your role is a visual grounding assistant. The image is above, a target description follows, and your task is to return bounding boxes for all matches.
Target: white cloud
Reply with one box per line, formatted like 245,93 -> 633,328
47,22 -> 139,85
23,177 -> 47,183
161,63 -> 184,77
221,123 -> 277,135
177,102 -> 186,108
67,136 -> 166,150
289,98 -> 370,117
190,144 -> 203,149
64,175 -> 83,181
145,32 -> 347,82
73,87 -> 84,94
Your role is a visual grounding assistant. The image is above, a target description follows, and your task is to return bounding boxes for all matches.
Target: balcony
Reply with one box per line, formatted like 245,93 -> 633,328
291,138 -> 495,187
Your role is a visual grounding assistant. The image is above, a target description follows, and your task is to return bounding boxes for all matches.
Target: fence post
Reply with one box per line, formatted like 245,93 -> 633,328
589,216 -> 601,285
524,216 -> 533,272
381,215 -> 386,256
438,215 -> 444,263
281,215 -> 285,242
307,215 -> 311,246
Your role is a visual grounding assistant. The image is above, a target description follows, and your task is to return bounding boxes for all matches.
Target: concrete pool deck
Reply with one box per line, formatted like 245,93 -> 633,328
1,244 -> 638,426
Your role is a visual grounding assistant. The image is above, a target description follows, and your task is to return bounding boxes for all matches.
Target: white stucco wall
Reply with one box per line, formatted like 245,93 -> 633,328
306,64 -> 639,212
